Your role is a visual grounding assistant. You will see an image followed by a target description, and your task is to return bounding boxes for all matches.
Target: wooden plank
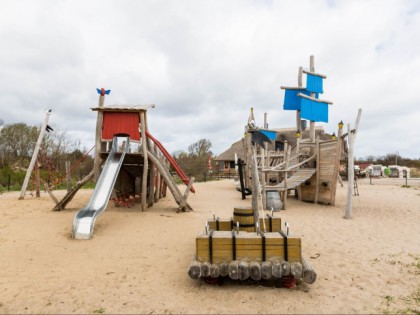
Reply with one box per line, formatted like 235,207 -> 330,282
196,231 -> 301,263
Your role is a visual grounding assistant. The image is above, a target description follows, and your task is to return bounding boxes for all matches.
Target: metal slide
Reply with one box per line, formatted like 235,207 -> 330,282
72,135 -> 130,240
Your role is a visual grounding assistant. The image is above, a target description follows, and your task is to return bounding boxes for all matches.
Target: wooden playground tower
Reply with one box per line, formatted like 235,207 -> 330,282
242,56 -> 344,211
52,89 -> 194,212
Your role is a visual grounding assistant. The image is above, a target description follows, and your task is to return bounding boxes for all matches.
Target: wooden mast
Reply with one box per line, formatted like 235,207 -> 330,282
19,110 -> 52,200
93,91 -> 106,182
309,55 -> 316,142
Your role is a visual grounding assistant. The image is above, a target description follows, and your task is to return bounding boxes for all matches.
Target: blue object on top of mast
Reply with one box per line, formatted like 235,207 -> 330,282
96,88 -> 111,96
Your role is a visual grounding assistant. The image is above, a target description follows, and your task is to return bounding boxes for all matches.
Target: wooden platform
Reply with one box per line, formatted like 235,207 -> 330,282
196,231 -> 301,264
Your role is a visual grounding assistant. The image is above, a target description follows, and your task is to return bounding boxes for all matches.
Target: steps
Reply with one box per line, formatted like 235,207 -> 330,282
268,168 -> 316,191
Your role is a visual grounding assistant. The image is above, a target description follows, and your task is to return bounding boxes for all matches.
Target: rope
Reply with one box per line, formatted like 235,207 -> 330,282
50,144 -> 95,189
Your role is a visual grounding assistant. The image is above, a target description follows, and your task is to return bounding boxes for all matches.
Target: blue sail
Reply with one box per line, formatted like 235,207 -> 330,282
300,97 -> 328,122
306,74 -> 323,94
283,89 -> 311,110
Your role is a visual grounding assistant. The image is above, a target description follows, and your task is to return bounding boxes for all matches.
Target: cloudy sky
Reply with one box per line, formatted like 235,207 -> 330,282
1,0 -> 419,159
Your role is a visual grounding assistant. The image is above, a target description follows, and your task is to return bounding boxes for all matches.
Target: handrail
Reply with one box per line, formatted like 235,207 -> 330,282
261,154 -> 316,172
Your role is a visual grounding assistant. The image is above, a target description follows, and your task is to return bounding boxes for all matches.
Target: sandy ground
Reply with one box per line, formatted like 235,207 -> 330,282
0,179 -> 419,314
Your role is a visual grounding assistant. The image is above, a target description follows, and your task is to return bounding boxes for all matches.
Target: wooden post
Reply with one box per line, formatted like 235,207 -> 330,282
282,141 -> 290,210
35,162 -> 41,197
140,111 -> 148,211
309,55 -> 316,143
94,92 -> 106,182
296,65 -> 303,199
66,161 -> 71,193
296,135 -> 302,201
19,110 -> 52,200
251,146 -> 259,228
146,150 -> 191,211
245,132 -> 252,190
314,137 -> 320,204
148,148 -> 155,207
344,109 -> 362,219
154,144 -> 161,202
331,121 -> 344,204
261,146 -> 267,210
297,66 -> 303,138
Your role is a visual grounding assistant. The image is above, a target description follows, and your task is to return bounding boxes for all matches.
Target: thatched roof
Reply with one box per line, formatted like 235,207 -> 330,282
274,126 -> 331,146
215,126 -> 333,162
214,139 -> 246,161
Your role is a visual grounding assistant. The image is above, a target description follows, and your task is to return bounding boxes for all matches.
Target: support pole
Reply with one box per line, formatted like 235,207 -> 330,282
66,161 -> 71,193
344,109 -> 362,219
251,146 -> 259,228
297,66 -> 303,137
314,137 -> 320,204
94,92 -> 106,182
19,110 -> 52,200
309,55 -> 316,143
140,111 -> 148,211
35,162 -> 41,197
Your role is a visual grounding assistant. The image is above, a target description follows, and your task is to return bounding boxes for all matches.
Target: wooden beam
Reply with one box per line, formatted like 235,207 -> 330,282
94,93 -> 105,182
297,93 -> 333,105
251,146 -> 259,227
345,109 -> 362,219
302,69 -> 327,79
146,150 -> 192,211
140,111 -> 148,211
309,55 -> 316,143
154,144 -> 161,202
314,137 -> 320,204
19,110 -> 52,200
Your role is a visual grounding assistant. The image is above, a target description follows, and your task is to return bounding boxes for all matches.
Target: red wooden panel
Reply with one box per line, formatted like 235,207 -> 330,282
102,112 -> 140,141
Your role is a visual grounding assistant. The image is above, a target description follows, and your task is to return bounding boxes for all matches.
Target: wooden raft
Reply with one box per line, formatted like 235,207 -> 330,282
196,231 -> 301,263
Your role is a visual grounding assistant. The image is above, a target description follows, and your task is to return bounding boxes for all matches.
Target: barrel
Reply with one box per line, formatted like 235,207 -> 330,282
266,190 -> 282,211
233,207 -> 255,232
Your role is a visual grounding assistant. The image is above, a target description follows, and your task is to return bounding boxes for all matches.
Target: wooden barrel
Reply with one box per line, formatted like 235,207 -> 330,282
266,190 -> 282,211
233,207 -> 255,232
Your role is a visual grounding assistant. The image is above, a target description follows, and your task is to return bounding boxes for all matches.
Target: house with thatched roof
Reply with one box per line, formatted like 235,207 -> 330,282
215,126 -> 332,174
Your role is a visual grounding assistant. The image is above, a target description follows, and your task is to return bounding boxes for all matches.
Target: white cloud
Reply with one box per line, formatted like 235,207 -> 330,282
0,0 -> 419,159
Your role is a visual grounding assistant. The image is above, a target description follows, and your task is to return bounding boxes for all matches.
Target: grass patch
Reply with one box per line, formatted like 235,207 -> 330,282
380,253 -> 420,314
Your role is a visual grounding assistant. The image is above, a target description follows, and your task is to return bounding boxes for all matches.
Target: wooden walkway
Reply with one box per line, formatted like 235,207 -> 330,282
268,168 -> 316,191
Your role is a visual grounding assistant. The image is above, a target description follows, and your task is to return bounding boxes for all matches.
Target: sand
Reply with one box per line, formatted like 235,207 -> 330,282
0,179 -> 419,314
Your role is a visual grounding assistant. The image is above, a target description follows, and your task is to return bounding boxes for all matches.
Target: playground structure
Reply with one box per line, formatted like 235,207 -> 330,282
69,92 -> 195,239
189,56 -> 362,285
20,89 -> 194,240
234,55 -> 349,212
188,56 -> 347,285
